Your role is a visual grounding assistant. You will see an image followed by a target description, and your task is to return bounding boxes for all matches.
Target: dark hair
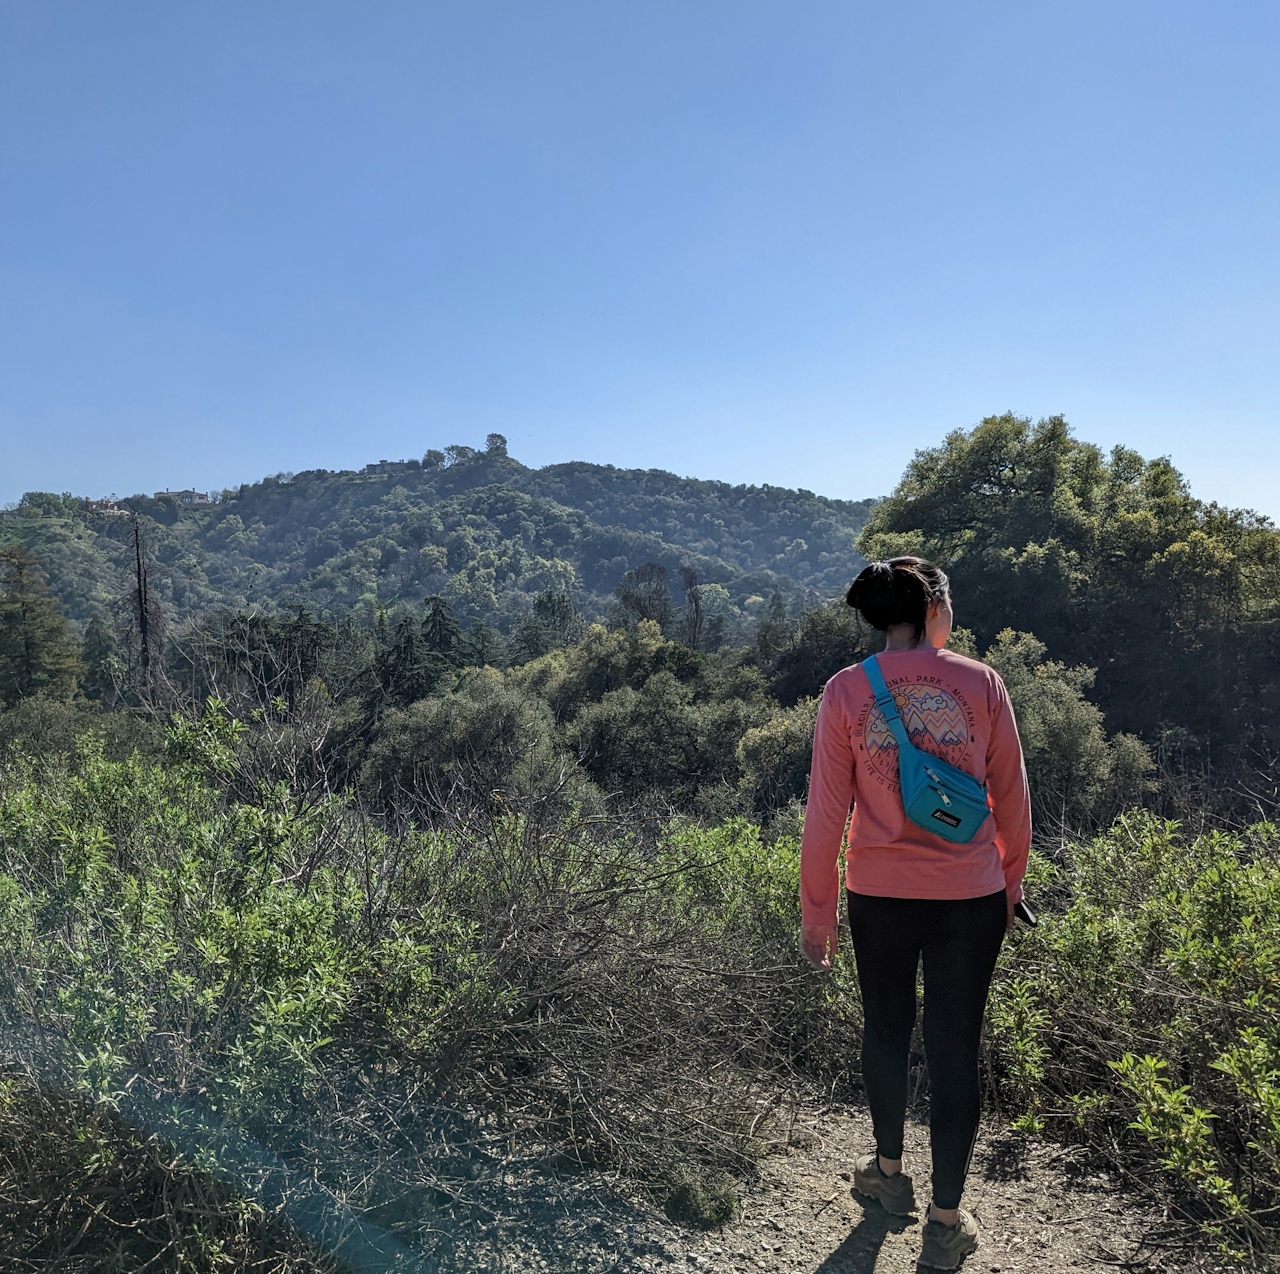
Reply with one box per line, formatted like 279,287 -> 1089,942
845,556 -> 950,644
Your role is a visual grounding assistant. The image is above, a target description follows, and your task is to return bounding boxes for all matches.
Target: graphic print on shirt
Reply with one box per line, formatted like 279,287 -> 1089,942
855,677 -> 977,793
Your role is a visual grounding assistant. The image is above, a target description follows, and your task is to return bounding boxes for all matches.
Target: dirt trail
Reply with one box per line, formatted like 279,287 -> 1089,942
462,1108 -> 1216,1273
696,1111 -> 1207,1274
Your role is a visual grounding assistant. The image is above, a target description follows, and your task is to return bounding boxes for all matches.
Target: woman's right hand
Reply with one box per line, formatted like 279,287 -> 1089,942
801,924 -> 838,970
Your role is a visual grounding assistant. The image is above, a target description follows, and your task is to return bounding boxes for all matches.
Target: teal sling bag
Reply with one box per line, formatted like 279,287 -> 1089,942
863,654 -> 991,844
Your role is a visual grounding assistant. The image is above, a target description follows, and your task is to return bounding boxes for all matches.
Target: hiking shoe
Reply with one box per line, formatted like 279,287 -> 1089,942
919,1208 -> 979,1269
851,1152 -> 918,1214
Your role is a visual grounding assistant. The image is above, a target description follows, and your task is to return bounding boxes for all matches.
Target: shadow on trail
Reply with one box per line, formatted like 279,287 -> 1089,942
813,1196 -> 917,1273
980,1134 -> 1032,1182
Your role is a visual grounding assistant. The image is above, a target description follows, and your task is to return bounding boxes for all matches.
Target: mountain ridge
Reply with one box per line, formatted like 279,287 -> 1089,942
1,440 -> 877,636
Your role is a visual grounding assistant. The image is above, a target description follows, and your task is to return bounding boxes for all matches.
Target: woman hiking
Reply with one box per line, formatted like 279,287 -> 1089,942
800,557 -> 1030,1269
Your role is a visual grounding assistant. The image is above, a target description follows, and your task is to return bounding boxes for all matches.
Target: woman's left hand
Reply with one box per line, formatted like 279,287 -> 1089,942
801,924 -> 838,970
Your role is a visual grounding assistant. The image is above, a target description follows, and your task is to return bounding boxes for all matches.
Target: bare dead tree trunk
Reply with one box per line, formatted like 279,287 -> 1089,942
133,515 -> 152,685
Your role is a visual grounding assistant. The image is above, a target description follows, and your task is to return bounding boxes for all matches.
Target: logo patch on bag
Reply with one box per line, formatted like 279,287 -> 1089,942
931,808 -> 962,828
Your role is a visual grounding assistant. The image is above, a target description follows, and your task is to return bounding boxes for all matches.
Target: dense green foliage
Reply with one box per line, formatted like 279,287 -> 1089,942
0,438 -> 874,635
991,816 -> 1280,1262
861,413 -> 1280,751
159,594 -> 1150,838
12,413 -> 1279,807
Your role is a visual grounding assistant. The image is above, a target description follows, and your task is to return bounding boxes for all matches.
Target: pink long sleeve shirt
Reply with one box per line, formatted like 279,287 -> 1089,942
800,646 -> 1031,931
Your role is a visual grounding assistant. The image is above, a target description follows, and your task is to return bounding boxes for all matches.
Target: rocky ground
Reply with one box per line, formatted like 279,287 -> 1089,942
450,1108 -> 1228,1274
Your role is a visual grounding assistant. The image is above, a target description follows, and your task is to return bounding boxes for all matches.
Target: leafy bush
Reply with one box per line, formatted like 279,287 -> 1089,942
570,671 -> 767,803
359,666 -> 577,816
735,696 -> 820,822
988,814 -> 1280,1259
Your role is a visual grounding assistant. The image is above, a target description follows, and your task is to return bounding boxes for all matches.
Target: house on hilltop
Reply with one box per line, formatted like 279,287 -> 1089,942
155,489 -> 212,506
363,459 -> 413,475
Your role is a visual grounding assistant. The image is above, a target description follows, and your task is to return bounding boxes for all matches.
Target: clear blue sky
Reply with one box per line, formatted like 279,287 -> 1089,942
2,3 -> 1278,514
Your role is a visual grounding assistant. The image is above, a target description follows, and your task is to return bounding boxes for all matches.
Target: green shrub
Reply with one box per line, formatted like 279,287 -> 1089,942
7,652 -> 1273,1263
988,814 -> 1280,1253
736,696 -> 819,822
359,666 -> 580,814
570,671 -> 767,801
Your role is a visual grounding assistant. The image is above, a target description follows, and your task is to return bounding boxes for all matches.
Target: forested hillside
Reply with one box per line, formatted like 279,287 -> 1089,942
0,434 -> 875,636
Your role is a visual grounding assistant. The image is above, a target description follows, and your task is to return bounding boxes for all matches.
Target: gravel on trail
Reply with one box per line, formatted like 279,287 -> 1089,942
448,1108 -> 1224,1273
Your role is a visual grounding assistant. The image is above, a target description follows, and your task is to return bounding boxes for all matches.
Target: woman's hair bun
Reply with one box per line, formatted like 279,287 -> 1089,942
846,556 -> 949,641
846,560 -> 896,611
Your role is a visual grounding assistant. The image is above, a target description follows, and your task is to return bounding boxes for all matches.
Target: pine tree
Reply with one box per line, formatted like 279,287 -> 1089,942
0,545 -> 85,708
510,591 -> 580,664
533,590 -> 578,641
375,614 -> 439,707
422,596 -> 459,660
679,567 -> 704,650
120,515 -> 165,696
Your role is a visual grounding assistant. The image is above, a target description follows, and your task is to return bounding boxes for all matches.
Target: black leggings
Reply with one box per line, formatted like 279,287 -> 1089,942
847,889 -> 1006,1210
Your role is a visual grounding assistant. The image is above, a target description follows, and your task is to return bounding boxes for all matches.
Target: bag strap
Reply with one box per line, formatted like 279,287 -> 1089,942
863,654 -> 915,755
